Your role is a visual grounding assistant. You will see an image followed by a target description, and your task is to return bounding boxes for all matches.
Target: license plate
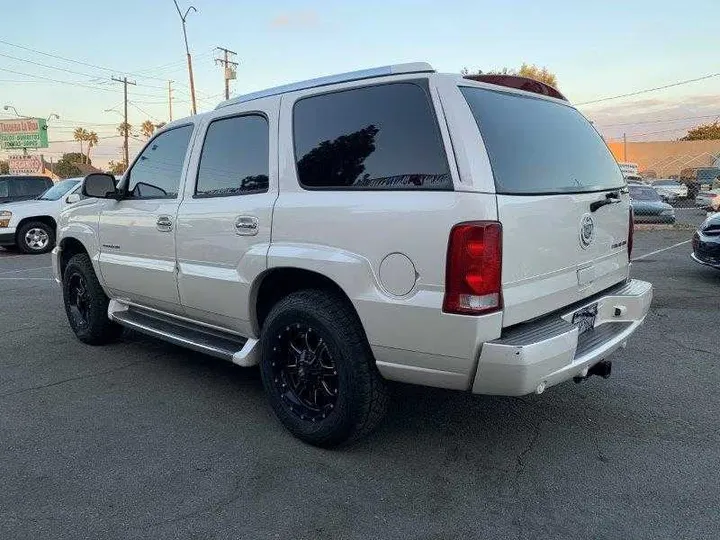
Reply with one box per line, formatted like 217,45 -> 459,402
572,303 -> 598,335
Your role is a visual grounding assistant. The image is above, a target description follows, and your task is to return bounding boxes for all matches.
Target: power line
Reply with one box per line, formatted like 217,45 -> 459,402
577,72 -> 720,106
594,113 -> 720,128
128,101 -> 161,123
0,67 -> 165,98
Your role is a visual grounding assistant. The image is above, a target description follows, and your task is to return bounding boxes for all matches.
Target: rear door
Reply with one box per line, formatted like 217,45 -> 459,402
175,97 -> 278,335
460,86 -> 630,327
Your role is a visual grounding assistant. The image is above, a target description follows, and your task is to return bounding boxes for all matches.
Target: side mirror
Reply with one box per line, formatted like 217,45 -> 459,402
66,193 -> 81,204
83,173 -> 118,199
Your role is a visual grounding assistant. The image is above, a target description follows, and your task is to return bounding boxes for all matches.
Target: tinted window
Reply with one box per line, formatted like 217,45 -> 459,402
11,177 -> 50,197
293,83 -> 451,190
126,125 -> 193,199
629,186 -> 661,201
196,115 -> 269,197
0,180 -> 8,198
461,87 -> 625,195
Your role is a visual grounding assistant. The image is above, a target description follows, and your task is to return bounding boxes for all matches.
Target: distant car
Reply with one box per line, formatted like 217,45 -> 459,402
691,213 -> 720,269
694,189 -> 720,212
0,175 -> 54,204
651,179 -> 688,200
0,178 -> 84,254
628,185 -> 675,223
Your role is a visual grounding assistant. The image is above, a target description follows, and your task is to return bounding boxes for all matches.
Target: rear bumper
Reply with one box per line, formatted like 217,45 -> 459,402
0,228 -> 16,245
472,279 -> 653,396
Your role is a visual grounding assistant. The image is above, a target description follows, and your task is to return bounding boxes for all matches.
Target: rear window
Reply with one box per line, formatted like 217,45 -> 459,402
629,186 -> 660,201
11,177 -> 51,196
461,87 -> 625,195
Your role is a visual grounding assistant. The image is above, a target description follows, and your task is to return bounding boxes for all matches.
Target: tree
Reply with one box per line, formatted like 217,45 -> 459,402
461,63 -> 559,89
117,122 -> 133,138
55,153 -> 82,179
73,128 -> 89,160
86,131 -> 99,164
0,160 -> 8,174
140,120 -> 156,139
61,152 -> 88,166
107,160 -> 127,175
680,122 -> 720,141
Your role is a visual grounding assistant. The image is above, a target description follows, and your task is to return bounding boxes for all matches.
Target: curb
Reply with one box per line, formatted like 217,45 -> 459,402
634,223 -> 695,231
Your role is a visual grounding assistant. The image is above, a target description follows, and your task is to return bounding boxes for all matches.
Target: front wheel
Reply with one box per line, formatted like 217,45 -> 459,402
62,253 -> 123,345
260,290 -> 389,448
16,221 -> 55,254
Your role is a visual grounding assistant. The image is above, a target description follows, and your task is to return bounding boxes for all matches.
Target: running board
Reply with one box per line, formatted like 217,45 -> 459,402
108,300 -> 260,366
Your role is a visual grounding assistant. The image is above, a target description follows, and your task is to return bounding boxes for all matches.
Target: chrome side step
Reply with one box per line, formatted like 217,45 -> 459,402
108,300 -> 256,364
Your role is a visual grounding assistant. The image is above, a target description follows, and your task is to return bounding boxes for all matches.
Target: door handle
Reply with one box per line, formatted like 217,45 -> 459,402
235,216 -> 259,236
156,215 -> 173,232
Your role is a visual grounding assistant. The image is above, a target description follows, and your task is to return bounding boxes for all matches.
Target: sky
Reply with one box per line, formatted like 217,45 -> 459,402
1,0 -> 719,168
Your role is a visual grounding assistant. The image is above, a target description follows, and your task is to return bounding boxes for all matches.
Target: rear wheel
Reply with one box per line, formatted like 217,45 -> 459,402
260,290 -> 389,448
16,221 -> 55,254
62,253 -> 123,345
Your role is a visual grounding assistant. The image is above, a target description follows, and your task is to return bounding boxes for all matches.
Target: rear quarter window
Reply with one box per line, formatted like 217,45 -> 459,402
293,82 -> 452,190
461,87 -> 625,195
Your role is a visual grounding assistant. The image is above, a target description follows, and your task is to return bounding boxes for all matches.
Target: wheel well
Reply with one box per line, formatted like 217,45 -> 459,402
59,237 -> 89,279
254,268 -> 360,333
16,215 -> 57,235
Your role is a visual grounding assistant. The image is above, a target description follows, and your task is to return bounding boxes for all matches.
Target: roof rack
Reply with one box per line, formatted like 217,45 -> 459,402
215,62 -> 434,109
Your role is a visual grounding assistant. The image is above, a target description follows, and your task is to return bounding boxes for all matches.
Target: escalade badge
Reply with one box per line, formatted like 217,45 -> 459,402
579,214 -> 595,249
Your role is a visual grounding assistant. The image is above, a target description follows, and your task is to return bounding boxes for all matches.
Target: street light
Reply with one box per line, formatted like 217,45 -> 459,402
3,105 -> 23,117
46,113 -> 60,123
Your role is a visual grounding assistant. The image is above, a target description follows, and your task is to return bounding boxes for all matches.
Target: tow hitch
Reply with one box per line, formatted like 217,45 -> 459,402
573,360 -> 612,383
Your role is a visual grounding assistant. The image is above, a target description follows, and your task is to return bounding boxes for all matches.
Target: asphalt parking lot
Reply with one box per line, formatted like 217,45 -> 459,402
1,213 -> 718,539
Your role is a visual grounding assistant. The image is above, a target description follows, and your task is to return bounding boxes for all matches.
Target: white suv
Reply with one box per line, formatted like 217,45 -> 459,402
53,63 -> 652,446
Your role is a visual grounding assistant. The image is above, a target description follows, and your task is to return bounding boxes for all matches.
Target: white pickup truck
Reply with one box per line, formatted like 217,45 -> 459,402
53,63 -> 653,446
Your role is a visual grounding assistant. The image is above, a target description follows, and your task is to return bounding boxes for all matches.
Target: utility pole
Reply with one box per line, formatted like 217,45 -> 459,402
111,76 -> 137,167
173,0 -> 198,115
215,46 -> 238,100
623,132 -> 627,161
168,80 -> 174,122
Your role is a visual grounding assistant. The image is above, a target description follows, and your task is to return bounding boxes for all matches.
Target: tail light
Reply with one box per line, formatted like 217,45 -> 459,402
628,209 -> 634,260
443,222 -> 502,315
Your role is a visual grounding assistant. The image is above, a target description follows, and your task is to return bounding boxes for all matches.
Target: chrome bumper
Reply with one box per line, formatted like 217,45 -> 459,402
472,280 -> 653,396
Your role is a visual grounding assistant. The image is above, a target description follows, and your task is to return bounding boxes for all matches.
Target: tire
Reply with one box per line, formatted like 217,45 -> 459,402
62,253 -> 123,345
16,221 -> 55,254
260,290 -> 389,448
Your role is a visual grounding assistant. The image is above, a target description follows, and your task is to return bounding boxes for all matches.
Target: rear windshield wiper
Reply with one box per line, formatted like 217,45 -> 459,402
590,191 -> 621,212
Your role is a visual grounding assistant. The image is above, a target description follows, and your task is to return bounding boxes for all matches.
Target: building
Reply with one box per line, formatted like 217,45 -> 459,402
607,139 -> 720,178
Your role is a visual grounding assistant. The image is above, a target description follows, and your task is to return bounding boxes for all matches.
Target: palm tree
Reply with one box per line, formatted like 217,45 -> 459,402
117,122 -> 132,138
140,120 -> 156,139
86,131 -> 99,165
73,128 -> 86,159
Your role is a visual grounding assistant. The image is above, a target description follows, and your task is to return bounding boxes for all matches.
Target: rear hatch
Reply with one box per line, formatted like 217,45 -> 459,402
461,86 -> 630,327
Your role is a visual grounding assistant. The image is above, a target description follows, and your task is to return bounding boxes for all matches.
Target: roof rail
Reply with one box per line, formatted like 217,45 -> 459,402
215,62 -> 434,109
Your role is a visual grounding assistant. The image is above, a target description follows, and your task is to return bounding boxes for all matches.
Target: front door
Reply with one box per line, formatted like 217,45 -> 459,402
98,123 -> 195,314
176,99 -> 278,335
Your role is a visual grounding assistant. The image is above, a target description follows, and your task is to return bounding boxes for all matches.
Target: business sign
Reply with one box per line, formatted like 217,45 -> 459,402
8,154 -> 44,175
0,118 -> 49,150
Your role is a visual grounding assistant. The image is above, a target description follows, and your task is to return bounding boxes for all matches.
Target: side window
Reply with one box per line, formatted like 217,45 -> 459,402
0,180 -> 8,198
195,115 -> 269,197
293,82 -> 452,190
125,125 -> 194,199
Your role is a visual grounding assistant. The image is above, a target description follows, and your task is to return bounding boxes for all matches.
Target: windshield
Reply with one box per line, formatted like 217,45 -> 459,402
629,186 -> 661,201
461,87 -> 625,195
38,179 -> 80,200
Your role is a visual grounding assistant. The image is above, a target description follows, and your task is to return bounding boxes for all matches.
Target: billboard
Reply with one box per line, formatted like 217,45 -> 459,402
0,118 -> 49,150
8,154 -> 44,175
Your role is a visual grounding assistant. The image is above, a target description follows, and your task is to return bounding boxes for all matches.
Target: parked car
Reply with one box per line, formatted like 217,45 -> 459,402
53,63 -> 652,447
680,167 -> 720,198
0,175 -> 53,204
694,189 -> 720,211
651,179 -> 688,200
0,178 -> 84,254
629,185 -> 675,223
691,213 -> 720,269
